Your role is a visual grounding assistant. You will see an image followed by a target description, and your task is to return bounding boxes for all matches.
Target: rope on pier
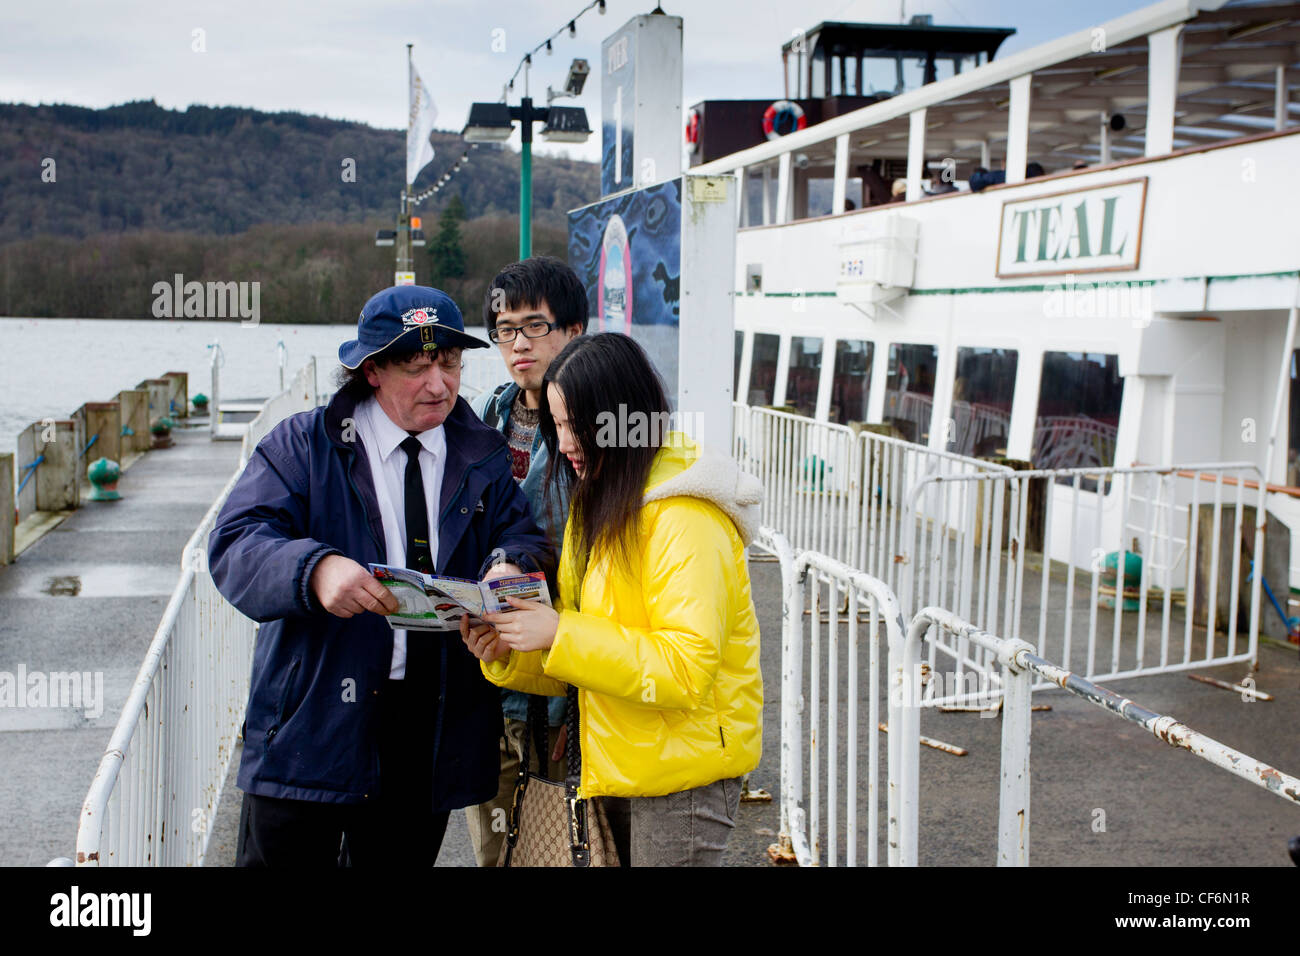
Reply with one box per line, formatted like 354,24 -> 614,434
16,455 -> 45,495
79,433 -> 99,458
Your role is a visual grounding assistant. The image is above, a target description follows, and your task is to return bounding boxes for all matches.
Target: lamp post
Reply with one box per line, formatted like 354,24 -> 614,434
464,58 -> 592,259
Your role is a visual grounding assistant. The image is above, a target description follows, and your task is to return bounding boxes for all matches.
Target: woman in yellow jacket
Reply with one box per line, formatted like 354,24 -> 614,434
462,332 -> 763,866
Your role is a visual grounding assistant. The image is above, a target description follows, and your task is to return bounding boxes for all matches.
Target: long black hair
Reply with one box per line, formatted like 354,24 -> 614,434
540,333 -> 671,576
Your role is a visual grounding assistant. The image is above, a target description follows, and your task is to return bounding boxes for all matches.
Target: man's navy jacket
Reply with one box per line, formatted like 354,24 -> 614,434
208,387 -> 554,810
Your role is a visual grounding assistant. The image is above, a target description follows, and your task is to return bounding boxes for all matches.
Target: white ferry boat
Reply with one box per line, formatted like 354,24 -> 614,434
688,0 -> 1300,598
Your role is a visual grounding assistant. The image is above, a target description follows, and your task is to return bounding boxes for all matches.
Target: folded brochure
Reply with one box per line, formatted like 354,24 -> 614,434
368,564 -> 552,632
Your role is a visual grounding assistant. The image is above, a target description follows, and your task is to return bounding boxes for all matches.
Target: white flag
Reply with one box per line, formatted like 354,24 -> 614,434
407,66 -> 438,185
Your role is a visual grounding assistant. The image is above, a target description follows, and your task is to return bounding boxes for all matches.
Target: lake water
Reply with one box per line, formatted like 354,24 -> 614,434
0,318 -> 507,457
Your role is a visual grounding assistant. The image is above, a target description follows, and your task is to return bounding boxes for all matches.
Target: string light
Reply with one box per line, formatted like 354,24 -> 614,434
411,143 -> 478,206
500,0 -> 606,100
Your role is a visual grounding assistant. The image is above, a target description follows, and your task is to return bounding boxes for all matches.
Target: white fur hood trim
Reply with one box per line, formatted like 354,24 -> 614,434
642,444 -> 763,546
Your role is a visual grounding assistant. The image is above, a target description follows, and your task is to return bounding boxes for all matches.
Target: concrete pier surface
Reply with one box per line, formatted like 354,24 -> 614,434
0,420 -> 240,866
5,413 -> 1298,867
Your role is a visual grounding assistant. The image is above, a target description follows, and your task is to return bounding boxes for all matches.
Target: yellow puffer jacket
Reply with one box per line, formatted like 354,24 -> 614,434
482,434 -> 763,798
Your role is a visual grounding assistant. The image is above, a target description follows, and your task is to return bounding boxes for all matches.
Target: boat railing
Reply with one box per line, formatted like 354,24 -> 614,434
695,2 -> 1298,227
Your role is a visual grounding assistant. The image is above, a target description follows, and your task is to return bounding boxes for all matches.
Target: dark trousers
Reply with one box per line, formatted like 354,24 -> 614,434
236,679 -> 450,867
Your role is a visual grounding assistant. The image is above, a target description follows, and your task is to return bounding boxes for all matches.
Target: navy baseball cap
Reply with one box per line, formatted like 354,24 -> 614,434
338,286 -> 490,369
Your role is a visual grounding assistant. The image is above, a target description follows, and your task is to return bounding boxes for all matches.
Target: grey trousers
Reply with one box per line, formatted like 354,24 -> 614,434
598,776 -> 742,867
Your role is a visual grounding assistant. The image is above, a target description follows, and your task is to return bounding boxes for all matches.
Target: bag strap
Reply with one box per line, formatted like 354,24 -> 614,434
565,683 -> 590,867
480,382 -> 510,429
565,557 -> 592,866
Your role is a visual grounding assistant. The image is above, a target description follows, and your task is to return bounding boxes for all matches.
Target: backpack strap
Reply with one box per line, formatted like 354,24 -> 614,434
481,383 -> 510,429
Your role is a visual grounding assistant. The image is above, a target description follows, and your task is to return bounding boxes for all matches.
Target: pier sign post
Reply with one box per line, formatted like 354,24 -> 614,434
995,177 -> 1147,278
600,13 -> 683,197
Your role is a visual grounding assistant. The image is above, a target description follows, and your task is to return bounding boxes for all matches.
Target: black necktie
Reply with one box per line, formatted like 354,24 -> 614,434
400,436 -> 434,575
400,436 -> 433,681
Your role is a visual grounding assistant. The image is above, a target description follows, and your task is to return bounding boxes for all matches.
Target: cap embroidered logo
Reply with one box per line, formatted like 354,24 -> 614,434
401,307 -> 439,328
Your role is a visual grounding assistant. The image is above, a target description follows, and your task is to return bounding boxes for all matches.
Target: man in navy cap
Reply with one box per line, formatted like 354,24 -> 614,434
209,285 -> 553,867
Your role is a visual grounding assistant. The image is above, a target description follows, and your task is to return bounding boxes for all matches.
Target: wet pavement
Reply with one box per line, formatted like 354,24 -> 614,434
0,420 -> 240,865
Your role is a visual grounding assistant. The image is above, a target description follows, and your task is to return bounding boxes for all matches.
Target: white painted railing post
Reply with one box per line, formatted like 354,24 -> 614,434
906,109 -> 927,202
893,614 -> 924,866
761,165 -> 772,225
1276,65 -> 1288,132
1146,25 -> 1184,157
1005,74 -> 1032,184
735,165 -> 747,227
769,530 -> 803,863
832,133 -> 849,215
776,152 -> 792,225
997,642 -> 1035,866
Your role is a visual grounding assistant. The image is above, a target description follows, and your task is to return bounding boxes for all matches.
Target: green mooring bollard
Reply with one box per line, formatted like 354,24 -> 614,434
88,457 -> 122,501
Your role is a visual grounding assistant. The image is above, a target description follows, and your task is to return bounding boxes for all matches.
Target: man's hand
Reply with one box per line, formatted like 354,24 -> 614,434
309,554 -> 399,619
484,595 -> 559,653
481,561 -> 525,582
460,615 -> 510,663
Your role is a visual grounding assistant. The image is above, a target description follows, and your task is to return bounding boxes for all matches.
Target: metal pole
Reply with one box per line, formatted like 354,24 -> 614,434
997,652 -> 1031,866
399,44 -> 414,284
520,96 -> 534,259
1254,285 -> 1300,661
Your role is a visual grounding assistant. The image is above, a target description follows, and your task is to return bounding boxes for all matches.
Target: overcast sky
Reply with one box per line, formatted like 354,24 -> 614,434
2,0 -> 1150,162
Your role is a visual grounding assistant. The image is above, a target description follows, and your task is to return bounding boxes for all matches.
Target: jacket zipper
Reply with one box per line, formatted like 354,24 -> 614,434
343,450 -> 385,558
267,656 -> 301,744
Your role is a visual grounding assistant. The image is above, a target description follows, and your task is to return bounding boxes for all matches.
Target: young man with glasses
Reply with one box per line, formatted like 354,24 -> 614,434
465,256 -> 587,866
209,285 -> 552,866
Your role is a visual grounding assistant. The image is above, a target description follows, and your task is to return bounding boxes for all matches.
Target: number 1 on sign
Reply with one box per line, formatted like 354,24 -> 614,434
614,86 -> 623,186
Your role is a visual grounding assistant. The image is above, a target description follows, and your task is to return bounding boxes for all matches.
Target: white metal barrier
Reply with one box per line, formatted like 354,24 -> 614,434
734,403 -> 1008,577
902,607 -> 1300,866
241,357 -> 317,465
900,462 -> 1267,702
761,527 -> 910,867
70,363 -> 319,866
73,472 -> 254,865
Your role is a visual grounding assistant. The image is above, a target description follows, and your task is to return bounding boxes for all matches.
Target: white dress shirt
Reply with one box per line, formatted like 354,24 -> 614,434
354,395 -> 446,679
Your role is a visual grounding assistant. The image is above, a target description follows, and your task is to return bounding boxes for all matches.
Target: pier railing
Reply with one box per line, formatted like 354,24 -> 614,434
761,528 -> 909,866
735,405 -> 1271,696
762,526 -> 1300,866
732,402 -> 1009,578
70,363 -> 319,866
900,462 -> 1267,699
899,607 -> 1300,866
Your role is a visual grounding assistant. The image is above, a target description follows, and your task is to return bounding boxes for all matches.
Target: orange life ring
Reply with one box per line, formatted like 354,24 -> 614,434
763,100 -> 806,140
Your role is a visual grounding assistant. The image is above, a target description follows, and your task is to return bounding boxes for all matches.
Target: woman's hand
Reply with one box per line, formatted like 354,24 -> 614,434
484,595 -> 559,653
459,615 -> 510,663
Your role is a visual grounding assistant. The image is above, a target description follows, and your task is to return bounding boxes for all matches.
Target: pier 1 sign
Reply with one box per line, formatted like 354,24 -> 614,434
995,177 -> 1146,278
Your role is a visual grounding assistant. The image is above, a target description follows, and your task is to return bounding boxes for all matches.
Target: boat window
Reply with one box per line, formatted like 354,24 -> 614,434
950,347 -> 1018,458
748,333 -> 781,406
734,331 -> 744,397
786,336 -> 823,418
885,343 -> 938,444
831,339 -> 874,426
1032,351 -> 1124,490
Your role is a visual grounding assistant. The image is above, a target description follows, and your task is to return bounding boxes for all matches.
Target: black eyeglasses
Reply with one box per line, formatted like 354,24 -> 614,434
489,320 -> 557,344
